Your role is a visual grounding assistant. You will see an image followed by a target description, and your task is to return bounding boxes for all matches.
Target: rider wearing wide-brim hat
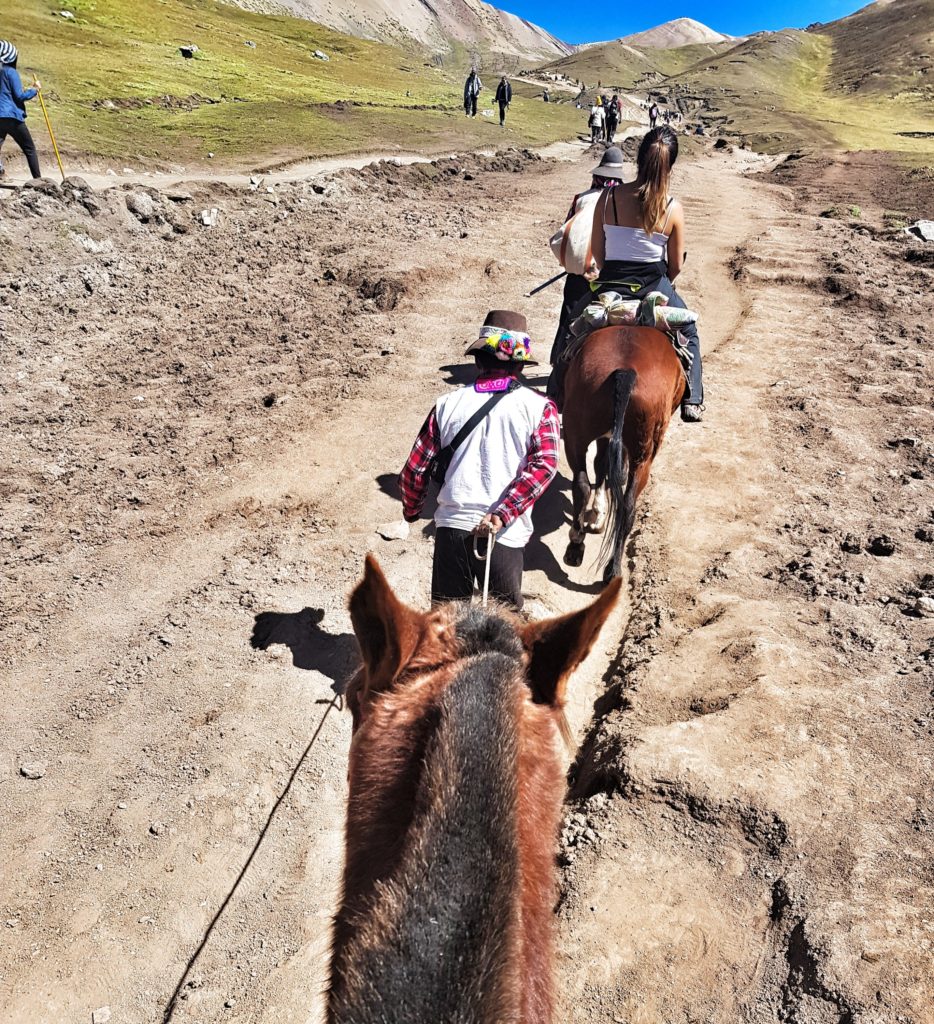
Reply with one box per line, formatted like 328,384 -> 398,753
0,40 -> 42,180
400,310 -> 559,611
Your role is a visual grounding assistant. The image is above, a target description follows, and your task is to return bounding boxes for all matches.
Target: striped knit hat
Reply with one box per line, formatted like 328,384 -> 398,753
0,41 -> 17,65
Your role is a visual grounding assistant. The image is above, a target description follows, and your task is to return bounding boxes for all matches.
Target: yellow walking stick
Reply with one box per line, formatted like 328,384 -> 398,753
33,77 -> 65,182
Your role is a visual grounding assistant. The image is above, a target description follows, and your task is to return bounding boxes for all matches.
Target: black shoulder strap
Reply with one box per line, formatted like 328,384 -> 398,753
447,387 -> 510,456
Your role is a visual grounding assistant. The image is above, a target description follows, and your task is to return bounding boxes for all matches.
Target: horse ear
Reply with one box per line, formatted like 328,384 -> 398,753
520,577 -> 622,708
348,554 -> 423,705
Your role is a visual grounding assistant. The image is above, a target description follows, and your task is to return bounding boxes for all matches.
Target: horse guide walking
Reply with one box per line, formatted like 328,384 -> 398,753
399,311 -> 559,611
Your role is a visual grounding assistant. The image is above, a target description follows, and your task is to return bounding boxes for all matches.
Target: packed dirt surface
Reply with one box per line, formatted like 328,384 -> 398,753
1,139 -> 931,1024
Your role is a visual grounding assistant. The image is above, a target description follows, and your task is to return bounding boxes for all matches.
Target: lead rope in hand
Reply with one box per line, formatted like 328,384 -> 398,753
473,530 -> 496,607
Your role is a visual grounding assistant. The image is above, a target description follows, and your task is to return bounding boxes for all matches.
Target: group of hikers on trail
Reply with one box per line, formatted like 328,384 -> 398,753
0,41 -> 42,180
463,69 -> 513,127
588,94 -> 622,145
399,124 -> 703,609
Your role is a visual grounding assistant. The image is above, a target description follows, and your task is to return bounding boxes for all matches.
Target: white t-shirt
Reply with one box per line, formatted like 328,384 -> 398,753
434,384 -> 550,549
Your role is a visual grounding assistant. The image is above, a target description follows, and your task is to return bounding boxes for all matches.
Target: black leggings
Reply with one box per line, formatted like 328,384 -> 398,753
0,119 -> 41,178
431,527 -> 524,611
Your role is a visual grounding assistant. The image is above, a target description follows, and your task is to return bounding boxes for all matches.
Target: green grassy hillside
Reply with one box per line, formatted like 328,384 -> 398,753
14,0 -> 582,167
671,25 -> 934,153
819,0 -> 933,105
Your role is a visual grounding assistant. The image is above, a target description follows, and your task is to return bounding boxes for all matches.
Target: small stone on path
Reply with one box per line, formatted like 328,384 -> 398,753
19,762 -> 46,780
92,1007 -> 112,1024
377,520 -> 410,541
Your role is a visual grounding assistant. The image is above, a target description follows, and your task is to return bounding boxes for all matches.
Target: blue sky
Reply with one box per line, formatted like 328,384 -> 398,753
501,0 -> 870,43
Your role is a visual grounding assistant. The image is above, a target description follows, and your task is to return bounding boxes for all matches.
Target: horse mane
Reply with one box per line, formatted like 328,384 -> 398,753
329,639 -> 526,1023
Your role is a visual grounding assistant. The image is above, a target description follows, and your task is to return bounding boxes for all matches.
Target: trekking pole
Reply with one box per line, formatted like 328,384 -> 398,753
473,529 -> 496,608
525,270 -> 566,298
33,78 -> 66,182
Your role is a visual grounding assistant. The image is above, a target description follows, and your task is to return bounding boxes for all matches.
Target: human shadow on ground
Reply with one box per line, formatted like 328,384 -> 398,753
250,607 -> 358,697
526,471 -> 604,596
375,473 -> 436,532
439,363 -> 475,387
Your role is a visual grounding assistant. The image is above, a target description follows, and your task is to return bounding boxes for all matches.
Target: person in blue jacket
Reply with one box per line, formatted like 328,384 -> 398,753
0,41 -> 42,180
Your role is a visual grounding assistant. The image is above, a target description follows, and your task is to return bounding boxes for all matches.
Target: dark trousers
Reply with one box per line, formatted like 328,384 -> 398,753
465,95 -> 478,117
547,273 -> 590,403
547,272 -> 704,408
498,102 -> 508,125
0,119 -> 41,179
432,527 -> 524,611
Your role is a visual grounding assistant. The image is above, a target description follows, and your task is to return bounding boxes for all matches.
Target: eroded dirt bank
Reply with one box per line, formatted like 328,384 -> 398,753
0,143 -> 931,1023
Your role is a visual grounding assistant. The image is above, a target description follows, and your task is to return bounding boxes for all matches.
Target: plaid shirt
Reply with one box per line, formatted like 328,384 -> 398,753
400,387 -> 560,526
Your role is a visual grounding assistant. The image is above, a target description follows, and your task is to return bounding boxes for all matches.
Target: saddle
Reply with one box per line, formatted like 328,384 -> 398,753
564,291 -> 696,380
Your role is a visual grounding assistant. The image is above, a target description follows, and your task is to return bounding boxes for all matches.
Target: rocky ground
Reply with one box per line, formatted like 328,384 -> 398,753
0,141 -> 931,1023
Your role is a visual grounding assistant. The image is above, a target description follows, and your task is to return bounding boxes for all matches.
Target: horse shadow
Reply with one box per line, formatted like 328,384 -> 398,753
250,607 -> 358,696
526,471 -> 603,595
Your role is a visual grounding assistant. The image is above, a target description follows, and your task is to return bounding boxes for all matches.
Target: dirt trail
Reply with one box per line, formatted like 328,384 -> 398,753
1,142 -> 931,1024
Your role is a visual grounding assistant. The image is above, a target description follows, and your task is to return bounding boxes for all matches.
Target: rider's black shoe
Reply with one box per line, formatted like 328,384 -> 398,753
681,403 -> 704,422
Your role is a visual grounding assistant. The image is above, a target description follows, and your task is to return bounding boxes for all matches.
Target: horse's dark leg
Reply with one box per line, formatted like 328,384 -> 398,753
563,434 -> 590,567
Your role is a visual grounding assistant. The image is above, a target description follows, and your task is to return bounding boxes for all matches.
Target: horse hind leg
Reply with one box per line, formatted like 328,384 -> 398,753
582,438 -> 610,534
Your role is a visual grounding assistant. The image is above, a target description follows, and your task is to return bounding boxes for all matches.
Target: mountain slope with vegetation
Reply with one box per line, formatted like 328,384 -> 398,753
14,0 -> 581,168
666,2 -> 934,153
538,38 -> 733,91
817,0 -> 933,105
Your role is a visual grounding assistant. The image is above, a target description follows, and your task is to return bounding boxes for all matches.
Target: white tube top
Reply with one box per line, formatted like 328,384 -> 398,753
604,223 -> 669,263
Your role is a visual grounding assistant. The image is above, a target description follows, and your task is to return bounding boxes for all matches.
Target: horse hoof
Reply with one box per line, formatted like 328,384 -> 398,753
603,563 -> 622,584
564,543 -> 585,567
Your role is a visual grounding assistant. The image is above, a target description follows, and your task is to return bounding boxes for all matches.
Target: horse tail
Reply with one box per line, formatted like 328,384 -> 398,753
602,368 -> 637,578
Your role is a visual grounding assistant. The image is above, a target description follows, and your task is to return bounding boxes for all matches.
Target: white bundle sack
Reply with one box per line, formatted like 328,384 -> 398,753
549,188 -> 601,276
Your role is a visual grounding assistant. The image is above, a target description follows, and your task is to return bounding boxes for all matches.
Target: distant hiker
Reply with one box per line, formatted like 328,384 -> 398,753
400,311 -> 558,610
588,100 -> 605,145
495,75 -> 512,127
547,146 -> 628,408
584,126 -> 704,421
605,93 -> 620,144
0,41 -> 41,180
464,69 -> 482,118
649,102 -> 659,129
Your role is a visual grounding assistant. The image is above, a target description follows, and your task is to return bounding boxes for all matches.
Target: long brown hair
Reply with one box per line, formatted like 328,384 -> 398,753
636,126 -> 679,233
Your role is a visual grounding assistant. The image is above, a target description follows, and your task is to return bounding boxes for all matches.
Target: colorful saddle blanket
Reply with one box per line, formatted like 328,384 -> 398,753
564,290 -> 697,376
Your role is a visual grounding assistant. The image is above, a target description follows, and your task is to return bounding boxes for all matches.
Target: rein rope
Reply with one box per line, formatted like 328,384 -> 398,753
473,530 -> 496,607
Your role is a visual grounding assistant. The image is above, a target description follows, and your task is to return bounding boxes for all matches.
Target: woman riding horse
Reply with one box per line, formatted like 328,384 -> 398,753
585,126 -> 704,421
560,128 -> 702,578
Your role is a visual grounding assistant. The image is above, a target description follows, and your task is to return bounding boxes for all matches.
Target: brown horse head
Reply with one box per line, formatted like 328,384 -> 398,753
328,555 -> 620,1024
